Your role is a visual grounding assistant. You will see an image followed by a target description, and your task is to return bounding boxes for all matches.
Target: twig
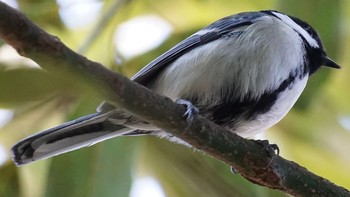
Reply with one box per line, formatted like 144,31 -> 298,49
0,2 -> 348,196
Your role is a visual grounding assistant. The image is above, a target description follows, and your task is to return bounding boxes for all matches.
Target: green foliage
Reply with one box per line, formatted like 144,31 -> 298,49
0,164 -> 19,197
0,0 -> 349,197
0,68 -> 71,108
45,138 -> 136,197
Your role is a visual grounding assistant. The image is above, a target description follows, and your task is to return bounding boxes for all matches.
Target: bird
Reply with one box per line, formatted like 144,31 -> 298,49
11,10 -> 340,166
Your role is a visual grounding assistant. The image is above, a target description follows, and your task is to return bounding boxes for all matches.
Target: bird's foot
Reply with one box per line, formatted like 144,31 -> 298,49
175,99 -> 199,123
250,139 -> 279,167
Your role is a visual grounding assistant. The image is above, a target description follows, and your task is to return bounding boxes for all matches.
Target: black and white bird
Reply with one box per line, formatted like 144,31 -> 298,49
12,10 -> 340,166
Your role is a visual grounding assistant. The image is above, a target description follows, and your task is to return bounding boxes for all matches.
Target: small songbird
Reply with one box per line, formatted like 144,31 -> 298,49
11,10 -> 340,166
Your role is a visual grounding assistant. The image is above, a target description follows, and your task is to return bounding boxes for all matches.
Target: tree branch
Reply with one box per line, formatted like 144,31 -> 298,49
0,2 -> 348,196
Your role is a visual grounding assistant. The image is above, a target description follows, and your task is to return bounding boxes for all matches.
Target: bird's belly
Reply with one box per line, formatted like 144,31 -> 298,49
232,76 -> 308,137
151,76 -> 308,146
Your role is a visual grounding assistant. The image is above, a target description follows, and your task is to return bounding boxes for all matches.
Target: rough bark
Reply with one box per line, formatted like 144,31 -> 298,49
0,2 -> 348,196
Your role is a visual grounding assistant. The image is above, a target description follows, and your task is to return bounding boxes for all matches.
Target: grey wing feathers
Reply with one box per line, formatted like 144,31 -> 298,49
131,35 -> 204,85
131,11 -> 264,85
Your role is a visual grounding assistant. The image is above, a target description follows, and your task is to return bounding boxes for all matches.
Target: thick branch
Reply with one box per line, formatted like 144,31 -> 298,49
0,2 -> 348,196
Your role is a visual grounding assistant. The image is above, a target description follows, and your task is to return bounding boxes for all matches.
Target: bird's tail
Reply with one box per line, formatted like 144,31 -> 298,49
11,112 -> 135,166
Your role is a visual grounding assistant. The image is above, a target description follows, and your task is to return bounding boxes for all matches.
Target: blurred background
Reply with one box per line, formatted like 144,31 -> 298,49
0,0 -> 349,196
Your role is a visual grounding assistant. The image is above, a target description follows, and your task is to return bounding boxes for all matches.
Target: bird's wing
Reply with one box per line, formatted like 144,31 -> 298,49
98,12 -> 265,111
131,11 -> 265,85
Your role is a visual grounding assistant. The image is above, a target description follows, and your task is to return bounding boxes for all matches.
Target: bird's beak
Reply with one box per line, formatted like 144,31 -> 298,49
323,56 -> 341,69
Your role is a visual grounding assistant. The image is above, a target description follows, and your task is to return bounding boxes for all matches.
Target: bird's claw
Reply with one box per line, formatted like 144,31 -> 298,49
176,99 -> 199,123
251,139 -> 279,157
250,139 -> 279,167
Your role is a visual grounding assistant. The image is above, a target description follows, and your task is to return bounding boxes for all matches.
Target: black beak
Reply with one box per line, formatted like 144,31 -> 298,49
323,56 -> 341,69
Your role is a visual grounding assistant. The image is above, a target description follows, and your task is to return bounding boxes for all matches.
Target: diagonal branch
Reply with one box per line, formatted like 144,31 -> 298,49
0,2 -> 348,197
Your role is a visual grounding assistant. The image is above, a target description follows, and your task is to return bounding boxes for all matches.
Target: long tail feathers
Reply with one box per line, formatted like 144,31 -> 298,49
11,112 -> 135,166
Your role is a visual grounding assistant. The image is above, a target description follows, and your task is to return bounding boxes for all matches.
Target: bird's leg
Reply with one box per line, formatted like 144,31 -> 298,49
175,99 -> 199,123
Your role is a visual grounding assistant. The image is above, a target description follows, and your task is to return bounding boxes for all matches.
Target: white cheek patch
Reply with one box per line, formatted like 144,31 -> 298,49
272,12 -> 319,48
